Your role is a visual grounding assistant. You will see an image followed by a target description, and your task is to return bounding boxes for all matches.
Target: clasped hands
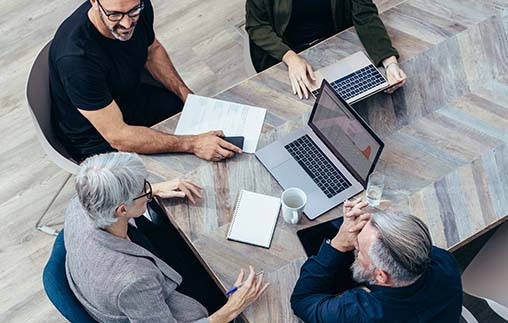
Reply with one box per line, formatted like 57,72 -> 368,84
330,198 -> 371,252
282,50 -> 407,100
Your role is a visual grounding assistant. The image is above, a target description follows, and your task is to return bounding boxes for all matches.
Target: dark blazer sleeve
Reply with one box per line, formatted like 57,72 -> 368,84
245,0 -> 291,61
351,0 -> 399,65
291,241 -> 367,323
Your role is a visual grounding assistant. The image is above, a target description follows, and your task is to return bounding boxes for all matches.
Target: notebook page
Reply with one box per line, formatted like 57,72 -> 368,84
227,191 -> 281,248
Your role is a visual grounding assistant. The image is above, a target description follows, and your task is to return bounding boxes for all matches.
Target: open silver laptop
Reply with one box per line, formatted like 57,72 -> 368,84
310,51 -> 389,104
256,80 -> 384,220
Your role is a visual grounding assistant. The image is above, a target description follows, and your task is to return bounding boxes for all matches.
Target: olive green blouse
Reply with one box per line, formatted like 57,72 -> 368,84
246,0 -> 399,71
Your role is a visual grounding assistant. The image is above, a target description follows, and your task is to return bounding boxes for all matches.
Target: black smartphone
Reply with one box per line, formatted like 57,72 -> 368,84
223,136 -> 244,150
297,217 -> 344,257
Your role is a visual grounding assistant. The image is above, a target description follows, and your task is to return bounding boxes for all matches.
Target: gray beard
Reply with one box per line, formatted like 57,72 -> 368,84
111,23 -> 136,41
351,254 -> 377,285
99,12 -> 137,41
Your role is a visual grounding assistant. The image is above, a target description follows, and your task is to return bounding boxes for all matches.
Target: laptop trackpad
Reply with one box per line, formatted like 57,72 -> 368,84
271,159 -> 319,193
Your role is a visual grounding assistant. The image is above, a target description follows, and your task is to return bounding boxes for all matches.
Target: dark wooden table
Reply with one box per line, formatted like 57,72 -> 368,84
143,2 -> 508,321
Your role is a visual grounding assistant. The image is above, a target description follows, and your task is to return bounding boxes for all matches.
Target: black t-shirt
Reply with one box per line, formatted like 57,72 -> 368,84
283,0 -> 335,52
49,0 -> 155,161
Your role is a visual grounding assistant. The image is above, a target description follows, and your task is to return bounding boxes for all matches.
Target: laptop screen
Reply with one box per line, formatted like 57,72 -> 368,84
309,81 -> 383,184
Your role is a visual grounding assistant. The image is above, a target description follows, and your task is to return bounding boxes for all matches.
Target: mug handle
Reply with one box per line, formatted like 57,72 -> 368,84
291,211 -> 299,224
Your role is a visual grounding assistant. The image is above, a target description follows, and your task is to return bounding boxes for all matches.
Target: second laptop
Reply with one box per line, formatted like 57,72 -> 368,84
256,79 -> 384,220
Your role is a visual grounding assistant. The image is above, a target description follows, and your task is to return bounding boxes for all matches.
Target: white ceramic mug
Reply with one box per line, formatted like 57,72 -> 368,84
281,188 -> 307,224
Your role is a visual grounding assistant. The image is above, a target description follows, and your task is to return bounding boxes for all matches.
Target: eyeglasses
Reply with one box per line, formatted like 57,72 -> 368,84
96,0 -> 144,22
133,179 -> 152,201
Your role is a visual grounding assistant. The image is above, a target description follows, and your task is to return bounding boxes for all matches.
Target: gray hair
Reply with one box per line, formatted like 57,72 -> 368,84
75,152 -> 148,228
369,212 -> 432,287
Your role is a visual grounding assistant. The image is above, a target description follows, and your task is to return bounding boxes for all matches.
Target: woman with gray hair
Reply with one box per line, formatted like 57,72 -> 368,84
291,199 -> 463,323
64,152 -> 268,323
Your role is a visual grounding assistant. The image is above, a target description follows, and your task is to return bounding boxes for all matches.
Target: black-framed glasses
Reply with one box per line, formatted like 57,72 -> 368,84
96,0 -> 144,22
133,179 -> 152,201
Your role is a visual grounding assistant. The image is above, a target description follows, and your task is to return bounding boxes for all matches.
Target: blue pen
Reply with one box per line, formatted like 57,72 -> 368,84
225,271 -> 264,296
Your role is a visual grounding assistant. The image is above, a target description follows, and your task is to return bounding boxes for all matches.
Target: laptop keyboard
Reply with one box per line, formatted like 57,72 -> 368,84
285,135 -> 351,198
312,64 -> 386,100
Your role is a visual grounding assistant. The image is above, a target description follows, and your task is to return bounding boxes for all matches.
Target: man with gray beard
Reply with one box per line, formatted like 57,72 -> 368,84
291,199 -> 463,322
49,0 -> 241,162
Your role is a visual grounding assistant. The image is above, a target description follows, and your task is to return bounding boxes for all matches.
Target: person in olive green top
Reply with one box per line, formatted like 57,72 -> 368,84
246,0 -> 407,99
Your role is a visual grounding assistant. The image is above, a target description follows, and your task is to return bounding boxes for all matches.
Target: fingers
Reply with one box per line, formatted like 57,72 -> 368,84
351,200 -> 369,210
300,79 -> 310,99
347,212 -> 371,233
398,69 -> 407,87
234,268 -> 245,287
218,138 -> 242,154
216,146 -> 236,159
256,282 -> 270,298
349,218 -> 370,233
197,132 -> 243,161
294,77 -> 303,99
245,265 -> 256,287
290,77 -> 298,96
254,273 -> 263,290
385,65 -> 407,93
306,63 -> 316,81
178,183 -> 196,204
287,56 -> 314,99
346,205 -> 369,218
181,180 -> 203,200
183,179 -> 203,190
343,198 -> 364,218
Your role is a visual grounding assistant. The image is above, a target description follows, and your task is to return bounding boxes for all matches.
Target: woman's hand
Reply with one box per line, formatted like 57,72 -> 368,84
282,50 -> 317,99
152,179 -> 203,204
382,56 -> 407,94
209,266 -> 269,323
227,266 -> 269,312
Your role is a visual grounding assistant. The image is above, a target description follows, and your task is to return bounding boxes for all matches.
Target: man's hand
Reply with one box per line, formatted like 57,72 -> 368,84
190,130 -> 242,161
153,179 -> 203,204
330,199 -> 371,252
382,56 -> 407,94
282,50 -> 317,100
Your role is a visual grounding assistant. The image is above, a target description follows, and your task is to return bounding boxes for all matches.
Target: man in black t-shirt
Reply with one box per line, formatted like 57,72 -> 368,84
50,0 -> 241,162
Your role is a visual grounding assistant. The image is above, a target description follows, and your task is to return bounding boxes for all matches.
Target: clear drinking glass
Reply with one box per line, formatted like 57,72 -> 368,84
366,172 -> 385,207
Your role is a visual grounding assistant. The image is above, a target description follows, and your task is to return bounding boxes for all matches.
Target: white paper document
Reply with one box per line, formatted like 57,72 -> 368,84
174,94 -> 267,153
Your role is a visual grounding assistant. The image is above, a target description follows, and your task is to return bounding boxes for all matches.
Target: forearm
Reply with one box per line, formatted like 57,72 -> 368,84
352,0 -> 398,65
291,243 -> 355,323
247,25 -> 291,61
208,304 -> 239,323
291,242 -> 354,302
145,41 -> 190,101
110,124 -> 195,154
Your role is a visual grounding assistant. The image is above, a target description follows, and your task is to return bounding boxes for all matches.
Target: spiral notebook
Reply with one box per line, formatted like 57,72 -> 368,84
227,190 -> 281,248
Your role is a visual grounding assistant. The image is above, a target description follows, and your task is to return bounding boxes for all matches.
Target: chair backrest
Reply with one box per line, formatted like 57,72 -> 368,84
26,41 -> 79,174
462,221 -> 508,309
42,230 -> 97,323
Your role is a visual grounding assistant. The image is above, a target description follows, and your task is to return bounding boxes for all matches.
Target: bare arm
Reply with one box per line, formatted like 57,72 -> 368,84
145,38 -> 191,102
78,101 -> 241,160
